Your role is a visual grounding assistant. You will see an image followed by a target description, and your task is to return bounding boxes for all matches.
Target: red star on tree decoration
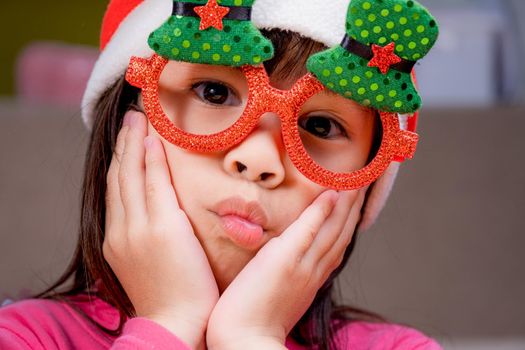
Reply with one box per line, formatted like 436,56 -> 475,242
194,0 -> 230,31
368,42 -> 402,75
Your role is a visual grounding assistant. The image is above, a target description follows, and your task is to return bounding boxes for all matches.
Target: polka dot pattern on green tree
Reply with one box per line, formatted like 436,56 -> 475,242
307,0 -> 438,114
308,47 -> 421,113
344,0 -> 438,61
148,0 -> 273,66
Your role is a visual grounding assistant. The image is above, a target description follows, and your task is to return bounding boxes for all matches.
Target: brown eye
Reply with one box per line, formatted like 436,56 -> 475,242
193,81 -> 240,106
298,115 -> 348,140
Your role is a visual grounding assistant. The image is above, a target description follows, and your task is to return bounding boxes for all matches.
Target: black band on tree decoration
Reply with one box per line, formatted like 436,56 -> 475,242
340,35 -> 416,74
172,1 -> 252,21
149,0 -> 274,67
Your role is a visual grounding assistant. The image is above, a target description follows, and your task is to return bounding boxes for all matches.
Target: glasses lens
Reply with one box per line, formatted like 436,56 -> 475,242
158,61 -> 249,135
297,91 -> 381,173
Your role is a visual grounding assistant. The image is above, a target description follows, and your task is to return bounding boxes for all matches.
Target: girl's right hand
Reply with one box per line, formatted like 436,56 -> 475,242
103,110 -> 219,349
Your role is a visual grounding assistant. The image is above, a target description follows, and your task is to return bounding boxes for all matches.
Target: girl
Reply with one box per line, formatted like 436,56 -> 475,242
0,0 -> 440,349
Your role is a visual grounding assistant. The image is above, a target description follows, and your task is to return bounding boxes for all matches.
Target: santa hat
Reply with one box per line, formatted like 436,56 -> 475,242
81,0 -> 429,231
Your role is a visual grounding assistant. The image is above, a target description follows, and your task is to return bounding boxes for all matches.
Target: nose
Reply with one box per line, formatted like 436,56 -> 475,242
222,113 -> 286,189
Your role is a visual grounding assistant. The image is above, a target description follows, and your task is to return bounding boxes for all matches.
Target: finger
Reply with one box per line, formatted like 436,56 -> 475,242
104,114 -> 134,259
118,110 -> 148,226
144,135 -> 182,221
301,190 -> 356,264
105,115 -> 131,230
317,188 -> 366,275
114,112 -> 133,164
278,190 -> 339,259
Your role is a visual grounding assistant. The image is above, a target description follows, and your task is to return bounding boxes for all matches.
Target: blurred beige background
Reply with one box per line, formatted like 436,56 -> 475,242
1,1 -> 525,349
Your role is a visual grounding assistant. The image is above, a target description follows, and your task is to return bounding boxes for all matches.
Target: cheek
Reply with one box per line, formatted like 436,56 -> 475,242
147,124 -> 208,213
165,150 -> 211,215
272,172 -> 327,233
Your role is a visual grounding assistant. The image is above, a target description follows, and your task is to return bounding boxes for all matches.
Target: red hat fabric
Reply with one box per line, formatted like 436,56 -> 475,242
100,0 -> 143,50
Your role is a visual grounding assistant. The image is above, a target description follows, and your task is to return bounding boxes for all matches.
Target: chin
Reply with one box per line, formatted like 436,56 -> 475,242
188,208 -> 256,290
202,234 -> 254,294
211,253 -> 250,294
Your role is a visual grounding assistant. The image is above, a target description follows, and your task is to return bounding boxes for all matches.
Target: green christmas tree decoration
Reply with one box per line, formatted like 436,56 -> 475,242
148,0 -> 274,66
307,0 -> 439,114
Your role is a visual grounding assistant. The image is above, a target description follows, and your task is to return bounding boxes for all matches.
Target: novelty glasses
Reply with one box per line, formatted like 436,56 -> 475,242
126,54 -> 418,190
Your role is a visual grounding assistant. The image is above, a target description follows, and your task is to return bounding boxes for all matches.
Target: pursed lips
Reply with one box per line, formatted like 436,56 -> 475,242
212,196 -> 269,231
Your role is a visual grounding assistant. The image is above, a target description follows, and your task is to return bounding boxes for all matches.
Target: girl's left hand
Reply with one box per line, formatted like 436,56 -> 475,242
206,189 -> 366,349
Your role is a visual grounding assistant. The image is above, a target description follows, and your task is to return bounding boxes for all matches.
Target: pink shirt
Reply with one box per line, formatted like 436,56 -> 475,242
0,294 -> 442,349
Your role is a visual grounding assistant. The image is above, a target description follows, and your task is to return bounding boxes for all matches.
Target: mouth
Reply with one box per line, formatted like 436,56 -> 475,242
211,196 -> 269,250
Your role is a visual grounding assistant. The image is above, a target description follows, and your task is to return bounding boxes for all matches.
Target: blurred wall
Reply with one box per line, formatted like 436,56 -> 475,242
420,0 -> 525,106
0,1 -> 106,95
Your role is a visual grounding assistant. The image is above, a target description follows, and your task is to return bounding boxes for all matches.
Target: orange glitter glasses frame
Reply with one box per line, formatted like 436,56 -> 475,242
125,54 -> 418,190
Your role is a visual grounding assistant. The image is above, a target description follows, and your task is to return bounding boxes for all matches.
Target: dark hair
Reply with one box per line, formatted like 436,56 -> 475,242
31,28 -> 385,348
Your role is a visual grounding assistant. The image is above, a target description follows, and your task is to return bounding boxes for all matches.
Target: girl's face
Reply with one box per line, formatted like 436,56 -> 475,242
143,60 -> 377,292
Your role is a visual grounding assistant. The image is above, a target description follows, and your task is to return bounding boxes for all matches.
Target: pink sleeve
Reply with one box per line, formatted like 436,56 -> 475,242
0,326 -> 37,349
0,299 -> 192,350
388,329 -> 442,350
112,317 -> 191,349
0,317 -> 192,350
333,321 -> 443,350
0,300 -> 55,350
